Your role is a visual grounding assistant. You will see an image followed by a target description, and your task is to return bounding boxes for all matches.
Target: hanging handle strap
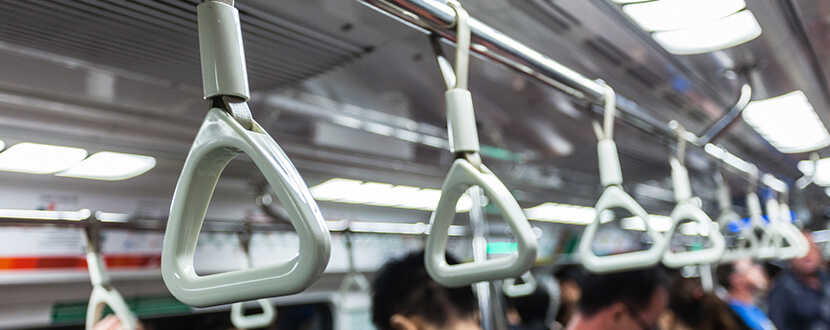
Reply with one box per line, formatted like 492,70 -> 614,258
83,220 -> 137,330
230,231 -> 277,329
425,0 -> 536,287
338,231 -> 372,312
161,1 -> 331,307
747,191 -> 778,260
777,202 -> 809,259
579,83 -> 667,273
662,123 -> 725,267
502,271 -> 537,298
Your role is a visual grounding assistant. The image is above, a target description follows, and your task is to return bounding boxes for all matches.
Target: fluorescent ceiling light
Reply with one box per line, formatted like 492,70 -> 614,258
309,179 -> 473,212
742,91 -> 830,153
0,208 -> 91,221
524,202 -> 596,225
94,211 -> 131,223
0,142 -> 88,174
761,174 -> 787,192
620,215 -> 673,233
623,0 -> 746,32
57,152 -> 156,181
653,10 -> 761,55
611,0 -> 650,3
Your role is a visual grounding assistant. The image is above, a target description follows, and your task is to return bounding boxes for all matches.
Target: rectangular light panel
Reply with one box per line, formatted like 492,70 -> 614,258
0,143 -> 88,174
623,0 -> 746,32
742,91 -> 830,153
653,10 -> 762,55
800,158 -> 830,186
57,152 -> 156,181
309,178 -> 473,212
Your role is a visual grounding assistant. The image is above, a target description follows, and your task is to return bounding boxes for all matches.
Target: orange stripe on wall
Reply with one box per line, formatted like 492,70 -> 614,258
0,255 -> 161,270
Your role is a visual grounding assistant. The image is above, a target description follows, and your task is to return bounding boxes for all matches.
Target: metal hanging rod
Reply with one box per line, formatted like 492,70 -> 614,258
357,0 -> 785,191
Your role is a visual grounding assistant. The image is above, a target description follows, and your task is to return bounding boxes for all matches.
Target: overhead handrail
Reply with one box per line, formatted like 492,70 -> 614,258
715,170 -> 759,263
83,218 -> 137,330
661,123 -> 725,268
338,230 -> 372,312
502,271 -> 537,298
578,83 -> 667,273
230,225 -> 277,329
424,0 -> 537,288
161,0 -> 332,307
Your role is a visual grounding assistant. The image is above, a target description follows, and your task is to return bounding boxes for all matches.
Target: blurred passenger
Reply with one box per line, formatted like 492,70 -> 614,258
506,288 -> 552,330
566,267 -> 667,330
716,259 -> 774,330
660,271 -> 750,330
768,231 -> 830,329
371,250 -> 481,330
92,315 -> 144,330
553,265 -> 586,328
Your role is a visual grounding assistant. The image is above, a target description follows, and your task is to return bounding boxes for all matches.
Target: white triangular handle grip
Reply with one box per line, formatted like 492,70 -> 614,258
777,204 -> 809,259
720,221 -> 760,263
426,159 -> 538,287
231,299 -> 276,329
747,193 -> 778,261
338,272 -> 373,312
717,210 -> 742,228
86,285 -> 136,330
662,203 -> 726,267
503,271 -> 537,298
162,108 -> 332,307
579,186 -> 667,273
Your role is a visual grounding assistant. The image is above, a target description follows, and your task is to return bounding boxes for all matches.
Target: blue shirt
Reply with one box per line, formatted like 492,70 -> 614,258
729,298 -> 775,330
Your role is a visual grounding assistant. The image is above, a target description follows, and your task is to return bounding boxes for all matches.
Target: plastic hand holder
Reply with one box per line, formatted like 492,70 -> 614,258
162,108 -> 332,307
662,158 -> 726,267
230,248 -> 276,329
775,203 -> 809,260
85,251 -> 136,330
338,272 -> 373,312
747,192 -> 778,261
662,202 -> 726,267
426,159 -> 537,287
720,221 -> 760,263
86,285 -> 136,330
579,185 -> 668,273
503,271 -> 537,298
231,301 -> 275,330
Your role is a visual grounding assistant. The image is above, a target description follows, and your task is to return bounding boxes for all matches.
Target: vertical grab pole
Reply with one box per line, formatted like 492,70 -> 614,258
469,186 -> 494,330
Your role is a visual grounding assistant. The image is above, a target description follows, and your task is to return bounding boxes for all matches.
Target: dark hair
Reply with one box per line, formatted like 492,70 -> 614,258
715,263 -> 736,290
371,250 -> 478,330
667,273 -> 749,330
578,267 -> 666,317
554,265 -> 587,283
506,288 -> 550,324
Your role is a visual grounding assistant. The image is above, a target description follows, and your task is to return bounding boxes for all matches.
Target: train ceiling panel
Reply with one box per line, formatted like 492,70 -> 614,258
0,0 -> 368,90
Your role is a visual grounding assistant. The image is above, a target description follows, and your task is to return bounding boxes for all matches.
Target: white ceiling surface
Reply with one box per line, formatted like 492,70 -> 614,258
0,0 -> 826,214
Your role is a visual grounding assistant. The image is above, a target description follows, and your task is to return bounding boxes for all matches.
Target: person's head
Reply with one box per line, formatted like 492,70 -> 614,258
554,265 -> 586,305
506,288 -> 550,325
716,258 -> 768,294
371,250 -> 480,330
790,231 -> 822,276
661,272 -> 743,330
577,267 -> 668,330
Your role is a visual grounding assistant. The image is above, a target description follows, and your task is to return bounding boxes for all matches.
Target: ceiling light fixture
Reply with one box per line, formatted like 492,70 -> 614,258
800,158 -> 830,186
57,152 -> 156,181
309,178 -> 473,212
742,91 -> 830,153
623,0 -> 746,32
652,10 -> 762,55
0,142 -> 88,174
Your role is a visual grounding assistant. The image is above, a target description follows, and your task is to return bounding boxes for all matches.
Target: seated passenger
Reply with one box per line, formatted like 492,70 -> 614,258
566,267 -> 667,330
716,259 -> 774,330
371,250 -> 481,330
